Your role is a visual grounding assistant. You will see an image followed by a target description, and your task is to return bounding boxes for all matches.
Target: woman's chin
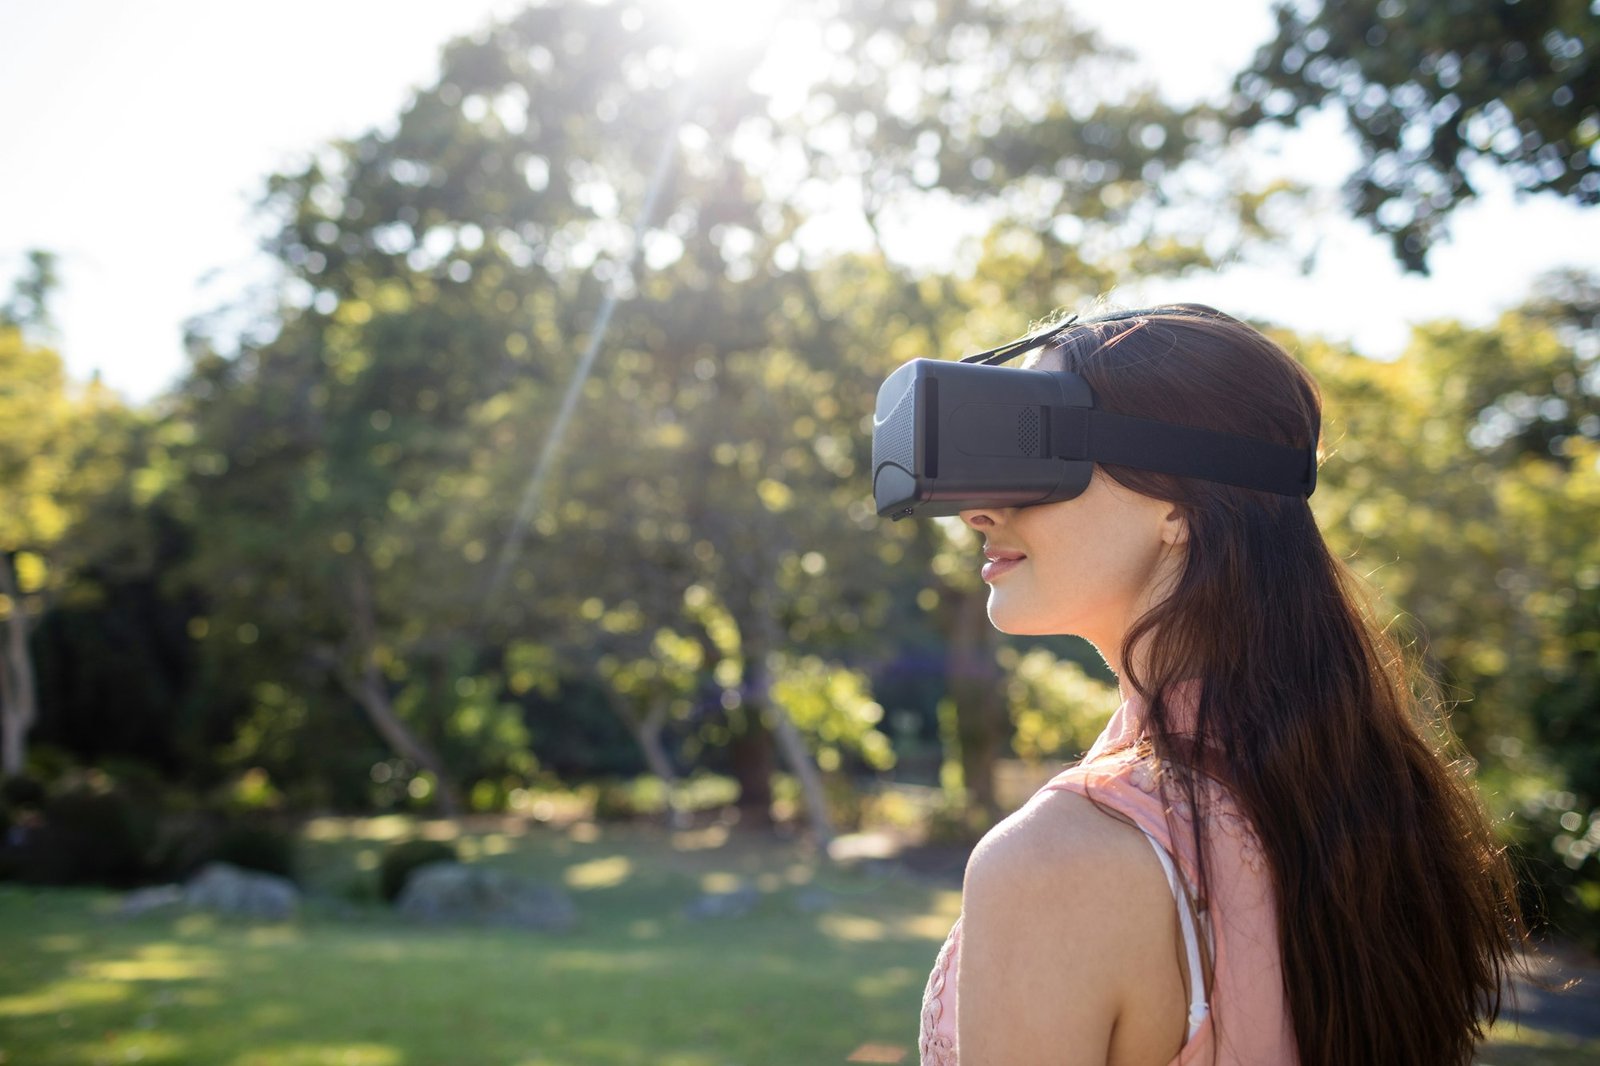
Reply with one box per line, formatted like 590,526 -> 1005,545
985,600 -> 1051,636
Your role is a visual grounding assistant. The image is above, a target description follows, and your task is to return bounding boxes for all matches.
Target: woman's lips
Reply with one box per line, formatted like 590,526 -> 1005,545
981,549 -> 1026,583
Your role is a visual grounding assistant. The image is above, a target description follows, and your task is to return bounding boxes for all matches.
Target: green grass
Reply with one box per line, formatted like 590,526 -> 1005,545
1477,1021 -> 1600,1066
0,813 -> 1594,1065
0,816 -> 960,1065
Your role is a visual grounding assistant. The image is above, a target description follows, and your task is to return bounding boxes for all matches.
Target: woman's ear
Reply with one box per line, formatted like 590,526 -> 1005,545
1160,505 -> 1188,547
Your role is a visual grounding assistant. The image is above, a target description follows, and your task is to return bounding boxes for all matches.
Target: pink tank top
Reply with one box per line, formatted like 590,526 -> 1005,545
918,693 -> 1298,1065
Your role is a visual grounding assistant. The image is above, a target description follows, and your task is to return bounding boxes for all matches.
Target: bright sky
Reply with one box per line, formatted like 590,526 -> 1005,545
2,0 -> 1597,402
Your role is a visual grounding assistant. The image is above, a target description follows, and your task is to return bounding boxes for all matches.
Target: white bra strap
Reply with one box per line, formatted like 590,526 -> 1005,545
1138,826 -> 1211,1040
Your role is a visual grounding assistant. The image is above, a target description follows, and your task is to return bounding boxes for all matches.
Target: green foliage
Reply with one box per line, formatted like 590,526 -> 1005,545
9,770 -> 162,887
1280,272 -> 1600,948
998,647 -> 1119,762
0,249 -> 59,330
1509,794 -> 1600,949
30,586 -> 203,777
579,773 -> 741,823
922,788 -> 991,847
150,0 -> 1246,818
0,308 -> 147,779
590,778 -> 649,823
211,823 -> 298,882
377,838 -> 459,903
0,765 -> 46,808
1235,0 -> 1600,270
771,655 -> 896,773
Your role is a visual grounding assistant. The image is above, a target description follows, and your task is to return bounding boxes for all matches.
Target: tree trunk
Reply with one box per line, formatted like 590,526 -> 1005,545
344,567 -> 463,817
768,701 -> 836,847
634,695 -> 690,829
727,700 -> 776,828
684,617 -> 777,828
744,615 -> 836,846
947,585 -> 1006,823
0,553 -> 38,779
352,659 -> 464,817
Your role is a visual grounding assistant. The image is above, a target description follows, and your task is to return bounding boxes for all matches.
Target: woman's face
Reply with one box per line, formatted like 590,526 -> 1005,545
959,471 -> 1187,661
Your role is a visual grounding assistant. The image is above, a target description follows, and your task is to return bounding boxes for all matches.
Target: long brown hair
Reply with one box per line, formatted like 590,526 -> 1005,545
1036,305 -> 1528,1065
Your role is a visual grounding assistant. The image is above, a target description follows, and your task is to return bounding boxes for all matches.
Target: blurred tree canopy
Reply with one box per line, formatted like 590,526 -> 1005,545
1235,0 -> 1599,272
162,0 -> 1247,827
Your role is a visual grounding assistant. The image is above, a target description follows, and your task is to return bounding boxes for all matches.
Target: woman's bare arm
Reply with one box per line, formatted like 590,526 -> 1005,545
956,789 -> 1186,1066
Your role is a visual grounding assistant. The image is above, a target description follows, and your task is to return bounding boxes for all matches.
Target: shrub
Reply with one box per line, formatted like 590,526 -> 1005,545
823,774 -> 866,833
379,838 -> 458,903
1502,794 -> 1600,954
146,807 -> 224,882
212,822 -> 297,881
21,744 -> 75,788
15,770 -> 161,886
591,778 -> 650,822
0,771 -> 45,810
921,790 -> 990,847
0,799 -> 12,866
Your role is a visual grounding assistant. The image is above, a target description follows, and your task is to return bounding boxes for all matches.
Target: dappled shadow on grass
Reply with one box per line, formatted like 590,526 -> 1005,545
15,799 -> 1592,1066
0,818 -> 962,1065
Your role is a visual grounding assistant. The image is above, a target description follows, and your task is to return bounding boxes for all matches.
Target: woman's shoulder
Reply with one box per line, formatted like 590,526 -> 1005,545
964,784 -> 1166,907
957,786 -> 1189,1063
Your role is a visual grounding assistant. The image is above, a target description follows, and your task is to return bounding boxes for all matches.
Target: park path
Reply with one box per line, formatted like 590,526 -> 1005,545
1504,939 -> 1600,1041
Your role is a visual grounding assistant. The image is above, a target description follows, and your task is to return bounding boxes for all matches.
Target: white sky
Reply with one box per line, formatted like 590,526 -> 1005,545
2,0 -> 1598,402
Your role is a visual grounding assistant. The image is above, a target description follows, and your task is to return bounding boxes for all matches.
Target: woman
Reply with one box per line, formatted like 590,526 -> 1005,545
915,305 -> 1529,1065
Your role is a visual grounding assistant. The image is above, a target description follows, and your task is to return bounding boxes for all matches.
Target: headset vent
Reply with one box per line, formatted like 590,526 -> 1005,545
1018,408 -> 1040,456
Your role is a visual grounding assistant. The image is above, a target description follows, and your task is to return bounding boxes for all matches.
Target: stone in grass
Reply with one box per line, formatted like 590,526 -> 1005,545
683,885 -> 761,921
395,861 -> 577,932
791,888 -> 839,914
183,862 -> 300,920
119,883 -> 186,917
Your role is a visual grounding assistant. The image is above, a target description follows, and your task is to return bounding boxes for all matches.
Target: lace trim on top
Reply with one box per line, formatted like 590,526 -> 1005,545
918,916 -> 960,1065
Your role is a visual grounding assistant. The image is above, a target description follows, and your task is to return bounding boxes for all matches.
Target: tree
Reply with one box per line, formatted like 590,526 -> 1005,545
2,250 -> 60,332
1153,285 -> 1600,939
0,325 -> 58,777
1274,272 -> 1600,939
1234,0 -> 1600,272
0,263 -> 133,777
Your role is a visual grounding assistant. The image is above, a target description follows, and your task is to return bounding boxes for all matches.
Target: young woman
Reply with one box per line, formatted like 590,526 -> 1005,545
915,306 -> 1529,1065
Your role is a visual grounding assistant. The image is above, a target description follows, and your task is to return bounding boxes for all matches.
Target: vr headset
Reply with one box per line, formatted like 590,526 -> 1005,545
871,310 -> 1318,520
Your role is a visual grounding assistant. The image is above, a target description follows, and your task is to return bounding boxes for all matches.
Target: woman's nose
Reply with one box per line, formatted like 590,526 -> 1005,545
960,508 -> 1005,529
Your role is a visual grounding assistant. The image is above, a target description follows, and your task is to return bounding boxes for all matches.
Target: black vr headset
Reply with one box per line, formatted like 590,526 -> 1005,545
871,309 -> 1318,520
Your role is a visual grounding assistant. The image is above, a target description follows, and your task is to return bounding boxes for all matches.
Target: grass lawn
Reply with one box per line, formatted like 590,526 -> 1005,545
0,813 -> 1593,1065
0,815 -> 960,1065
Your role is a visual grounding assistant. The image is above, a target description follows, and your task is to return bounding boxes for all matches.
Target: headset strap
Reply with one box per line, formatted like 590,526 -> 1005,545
959,308 -> 1227,367
1053,407 -> 1317,497
959,315 -> 1081,365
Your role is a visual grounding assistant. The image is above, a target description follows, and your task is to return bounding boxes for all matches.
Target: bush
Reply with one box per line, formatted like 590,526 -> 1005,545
12,770 -> 162,886
0,771 -> 46,810
823,774 -> 866,833
1502,795 -> 1600,954
212,822 -> 297,881
146,807 -> 223,882
379,838 -> 458,903
921,790 -> 990,847
588,773 -> 741,823
592,778 -> 649,822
